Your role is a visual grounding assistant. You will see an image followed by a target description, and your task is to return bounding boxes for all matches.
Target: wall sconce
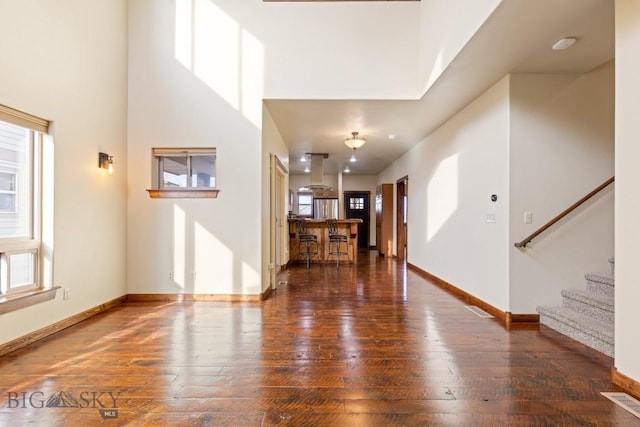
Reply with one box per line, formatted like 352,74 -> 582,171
98,152 -> 114,174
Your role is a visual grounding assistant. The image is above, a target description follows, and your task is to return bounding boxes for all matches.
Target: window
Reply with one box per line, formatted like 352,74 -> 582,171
349,197 -> 365,210
0,107 -> 44,297
148,148 -> 219,198
0,172 -> 17,213
297,192 -> 312,216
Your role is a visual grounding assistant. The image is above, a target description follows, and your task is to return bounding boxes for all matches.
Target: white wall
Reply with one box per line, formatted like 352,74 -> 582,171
261,2 -> 421,99
509,65 -> 615,313
127,0 -> 264,296
614,0 -> 640,383
419,0 -> 502,94
380,77 -> 511,311
0,1 -> 128,342
380,66 -> 615,315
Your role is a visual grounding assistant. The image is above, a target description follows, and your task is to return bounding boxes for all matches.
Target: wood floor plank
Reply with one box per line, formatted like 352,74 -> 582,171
0,249 -> 635,426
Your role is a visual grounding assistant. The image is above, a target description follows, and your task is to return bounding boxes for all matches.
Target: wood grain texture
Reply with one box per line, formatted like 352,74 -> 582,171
126,293 -> 263,302
0,295 -> 125,357
0,250 -> 633,425
408,262 -> 509,323
612,367 -> 640,400
0,287 -> 59,316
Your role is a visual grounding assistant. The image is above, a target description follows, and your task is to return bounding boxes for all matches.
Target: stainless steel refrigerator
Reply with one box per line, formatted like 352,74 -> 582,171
313,198 -> 338,219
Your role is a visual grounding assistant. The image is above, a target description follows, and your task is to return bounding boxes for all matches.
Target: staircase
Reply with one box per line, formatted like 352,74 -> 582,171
537,257 -> 614,357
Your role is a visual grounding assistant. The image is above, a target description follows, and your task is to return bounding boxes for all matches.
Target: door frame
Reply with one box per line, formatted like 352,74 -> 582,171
270,154 -> 288,290
396,176 -> 408,261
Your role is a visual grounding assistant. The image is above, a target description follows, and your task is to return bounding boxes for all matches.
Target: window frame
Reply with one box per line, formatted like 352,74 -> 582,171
147,147 -> 219,198
349,197 -> 365,210
0,249 -> 38,295
0,171 -> 18,214
0,115 -> 43,298
297,192 -> 313,217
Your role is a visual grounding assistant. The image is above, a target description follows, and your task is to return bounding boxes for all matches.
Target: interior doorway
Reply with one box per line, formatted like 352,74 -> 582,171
396,176 -> 408,261
344,191 -> 370,249
270,154 -> 288,290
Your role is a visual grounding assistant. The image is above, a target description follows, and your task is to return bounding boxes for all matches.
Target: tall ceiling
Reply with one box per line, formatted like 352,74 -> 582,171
264,0 -> 614,175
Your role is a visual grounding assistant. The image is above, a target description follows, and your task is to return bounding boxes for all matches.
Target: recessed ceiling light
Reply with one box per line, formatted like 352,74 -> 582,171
350,154 -> 357,163
300,155 -> 307,162
388,134 -> 396,140
344,166 -> 350,173
304,165 -> 310,173
552,37 -> 577,51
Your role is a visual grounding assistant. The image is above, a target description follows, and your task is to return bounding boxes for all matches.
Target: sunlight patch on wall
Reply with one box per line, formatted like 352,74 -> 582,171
42,134 -> 54,289
193,0 -> 239,108
194,221 -> 232,293
242,261 -> 260,294
173,204 -> 186,289
424,49 -> 444,94
174,0 -> 265,127
241,28 -> 264,128
175,0 -> 193,69
427,154 -> 459,241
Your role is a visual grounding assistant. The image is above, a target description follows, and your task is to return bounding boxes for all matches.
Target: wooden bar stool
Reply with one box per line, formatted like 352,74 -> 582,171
296,219 -> 318,268
326,219 -> 349,267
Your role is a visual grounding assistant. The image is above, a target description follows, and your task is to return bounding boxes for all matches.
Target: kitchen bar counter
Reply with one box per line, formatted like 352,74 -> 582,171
288,218 -> 362,265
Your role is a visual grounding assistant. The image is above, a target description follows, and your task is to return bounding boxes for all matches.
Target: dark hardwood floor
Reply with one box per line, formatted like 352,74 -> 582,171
0,250 -> 637,426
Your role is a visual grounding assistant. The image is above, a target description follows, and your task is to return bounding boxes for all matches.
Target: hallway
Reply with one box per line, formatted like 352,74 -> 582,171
0,250 -> 635,426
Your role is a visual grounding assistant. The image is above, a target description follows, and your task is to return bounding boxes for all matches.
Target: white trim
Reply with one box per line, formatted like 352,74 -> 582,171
0,104 -> 49,134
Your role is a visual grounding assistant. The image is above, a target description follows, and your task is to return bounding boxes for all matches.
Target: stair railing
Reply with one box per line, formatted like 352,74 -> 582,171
514,176 -> 614,248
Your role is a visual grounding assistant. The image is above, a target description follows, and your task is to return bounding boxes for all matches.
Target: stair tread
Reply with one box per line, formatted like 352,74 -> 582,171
561,288 -> 614,309
585,272 -> 614,286
537,305 -> 614,341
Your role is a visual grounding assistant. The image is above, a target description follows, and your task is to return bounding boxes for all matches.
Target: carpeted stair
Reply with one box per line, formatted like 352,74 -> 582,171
537,257 -> 614,357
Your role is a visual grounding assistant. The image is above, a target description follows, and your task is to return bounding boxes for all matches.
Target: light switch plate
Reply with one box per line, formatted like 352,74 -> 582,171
524,212 -> 533,224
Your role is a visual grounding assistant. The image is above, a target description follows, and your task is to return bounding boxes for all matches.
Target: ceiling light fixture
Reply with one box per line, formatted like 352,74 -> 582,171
350,154 -> 357,163
304,165 -> 310,173
344,131 -> 366,150
300,154 -> 307,162
344,165 -> 350,173
551,37 -> 577,51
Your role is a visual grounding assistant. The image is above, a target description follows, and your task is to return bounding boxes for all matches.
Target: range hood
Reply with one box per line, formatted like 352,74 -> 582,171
299,153 -> 334,191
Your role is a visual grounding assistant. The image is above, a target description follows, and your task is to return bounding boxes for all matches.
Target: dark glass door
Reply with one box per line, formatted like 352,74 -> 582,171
344,191 -> 370,249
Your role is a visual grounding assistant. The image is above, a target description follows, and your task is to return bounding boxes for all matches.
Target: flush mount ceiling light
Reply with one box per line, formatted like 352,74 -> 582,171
344,131 -> 366,150
552,37 -> 577,50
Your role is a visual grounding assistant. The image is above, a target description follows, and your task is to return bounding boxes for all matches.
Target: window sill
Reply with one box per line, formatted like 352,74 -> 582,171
146,189 -> 220,199
0,287 -> 60,315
